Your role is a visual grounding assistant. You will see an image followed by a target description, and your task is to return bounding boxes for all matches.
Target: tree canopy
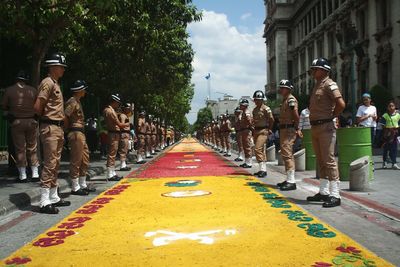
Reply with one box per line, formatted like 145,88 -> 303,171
0,0 -> 201,132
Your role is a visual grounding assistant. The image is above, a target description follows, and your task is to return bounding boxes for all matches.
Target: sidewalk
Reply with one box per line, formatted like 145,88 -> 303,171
0,152 -> 141,217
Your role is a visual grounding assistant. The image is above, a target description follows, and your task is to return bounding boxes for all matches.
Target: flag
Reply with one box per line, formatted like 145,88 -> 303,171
205,73 -> 211,80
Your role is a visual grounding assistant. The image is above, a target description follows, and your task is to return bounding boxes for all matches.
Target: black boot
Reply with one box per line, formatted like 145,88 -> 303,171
258,171 -> 267,178
82,186 -> 96,193
120,167 -> 131,171
53,199 -> 71,207
253,171 -> 261,176
71,188 -> 90,196
242,164 -> 252,169
109,175 -> 122,181
280,182 -> 296,191
40,204 -> 59,214
322,196 -> 341,208
306,193 -> 330,202
277,181 -> 287,187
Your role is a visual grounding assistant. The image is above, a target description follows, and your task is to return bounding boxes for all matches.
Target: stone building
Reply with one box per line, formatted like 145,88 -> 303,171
263,0 -> 400,111
206,95 -> 255,119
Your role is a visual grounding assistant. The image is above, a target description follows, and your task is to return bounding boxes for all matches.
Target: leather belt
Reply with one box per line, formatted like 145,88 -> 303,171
108,130 -> 120,133
120,130 -> 131,134
310,118 -> 333,126
69,127 -> 85,133
40,119 -> 64,126
280,124 -> 295,129
254,126 -> 268,131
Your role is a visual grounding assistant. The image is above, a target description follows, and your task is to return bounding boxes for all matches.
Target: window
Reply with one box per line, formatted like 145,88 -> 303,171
379,62 -> 390,90
328,0 -> 333,14
288,60 -> 293,79
359,70 -> 367,93
313,6 -> 317,29
308,45 -> 314,70
316,3 -> 321,24
287,29 -> 292,46
293,55 -> 299,77
317,37 -> 324,57
334,0 -> 339,9
322,0 -> 327,19
357,9 -> 367,39
300,50 -> 306,74
378,0 -> 390,29
328,31 -> 336,56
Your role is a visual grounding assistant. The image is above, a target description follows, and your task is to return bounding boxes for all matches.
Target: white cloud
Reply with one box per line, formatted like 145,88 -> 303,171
240,12 -> 252,21
186,10 -> 266,123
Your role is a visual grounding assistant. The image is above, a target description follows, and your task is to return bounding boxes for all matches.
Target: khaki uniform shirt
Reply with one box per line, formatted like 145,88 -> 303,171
234,115 -> 242,131
280,94 -> 298,124
119,113 -> 130,131
239,109 -> 252,129
309,76 -> 342,121
253,104 -> 272,128
221,120 -> 232,132
145,121 -> 151,134
151,123 -> 157,135
64,97 -> 85,128
37,77 -> 64,120
2,83 -> 37,117
103,105 -> 120,131
138,117 -> 146,134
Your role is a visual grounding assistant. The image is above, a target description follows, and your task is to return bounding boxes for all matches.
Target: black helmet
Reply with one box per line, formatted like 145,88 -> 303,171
110,93 -> 122,103
310,58 -> 331,72
45,52 -> 67,67
239,98 -> 249,106
16,70 -> 30,81
234,107 -> 242,113
70,80 -> 88,92
139,110 -> 146,116
122,103 -> 131,109
279,79 -> 294,90
253,90 -> 265,100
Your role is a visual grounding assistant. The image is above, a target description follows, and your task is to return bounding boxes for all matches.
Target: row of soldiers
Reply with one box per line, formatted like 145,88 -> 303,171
200,57 -> 345,208
1,52 -> 176,214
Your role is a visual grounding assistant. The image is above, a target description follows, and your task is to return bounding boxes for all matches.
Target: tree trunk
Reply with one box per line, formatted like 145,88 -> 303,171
31,46 -> 45,88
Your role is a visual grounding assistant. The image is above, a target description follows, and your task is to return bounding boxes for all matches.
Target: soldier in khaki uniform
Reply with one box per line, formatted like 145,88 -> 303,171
252,91 -> 274,177
34,53 -> 70,214
150,118 -> 157,155
118,103 -> 132,171
239,98 -> 253,168
136,111 -> 147,163
276,80 -> 300,191
2,71 -> 39,182
233,107 -> 244,162
305,58 -> 345,208
145,115 -> 153,158
221,114 -> 232,157
64,80 -> 95,195
103,93 -> 129,181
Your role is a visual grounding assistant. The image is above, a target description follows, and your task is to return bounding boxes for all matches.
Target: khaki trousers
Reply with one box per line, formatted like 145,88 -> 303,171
119,133 -> 130,161
253,129 -> 268,162
280,128 -> 296,171
151,134 -> 157,150
107,132 -> 120,167
11,118 -> 39,167
241,129 -> 253,158
236,131 -> 243,153
145,134 -> 151,153
138,134 -> 145,155
311,122 -> 339,181
40,124 -> 64,188
68,131 -> 89,179
222,133 -> 231,150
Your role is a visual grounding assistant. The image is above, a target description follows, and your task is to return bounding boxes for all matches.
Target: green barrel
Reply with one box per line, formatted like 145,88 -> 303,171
302,129 -> 316,170
337,127 -> 374,181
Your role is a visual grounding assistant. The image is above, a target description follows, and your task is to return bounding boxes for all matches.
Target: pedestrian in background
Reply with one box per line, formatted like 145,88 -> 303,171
356,93 -> 377,143
2,70 -> 39,182
381,101 -> 400,170
86,114 -> 98,154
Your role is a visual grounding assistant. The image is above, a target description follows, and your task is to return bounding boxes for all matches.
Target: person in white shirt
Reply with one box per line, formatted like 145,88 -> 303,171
356,93 -> 377,143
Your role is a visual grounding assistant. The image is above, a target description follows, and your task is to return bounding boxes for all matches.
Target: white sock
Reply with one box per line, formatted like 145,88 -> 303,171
49,187 -> 61,204
238,153 -> 244,160
286,170 -> 296,183
137,155 -> 143,162
246,158 -> 252,166
121,161 -> 127,168
31,166 -> 39,178
79,176 -> 87,189
227,149 -> 231,155
330,181 -> 341,199
18,167 -> 27,180
71,178 -> 80,191
107,168 -> 114,179
260,162 -> 267,172
40,188 -> 51,207
112,168 -> 117,177
319,179 -> 330,196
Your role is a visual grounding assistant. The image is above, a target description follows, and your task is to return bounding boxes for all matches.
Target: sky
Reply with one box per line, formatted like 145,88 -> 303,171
186,0 -> 267,124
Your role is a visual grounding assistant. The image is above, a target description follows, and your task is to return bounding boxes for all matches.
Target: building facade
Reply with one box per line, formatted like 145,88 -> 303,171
206,95 -> 256,119
264,0 -> 400,110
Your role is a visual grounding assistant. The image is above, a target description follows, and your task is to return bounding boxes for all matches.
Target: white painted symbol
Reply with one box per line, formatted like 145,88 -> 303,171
176,180 -> 199,184
145,229 -> 237,247
176,165 -> 198,169
162,190 -> 211,198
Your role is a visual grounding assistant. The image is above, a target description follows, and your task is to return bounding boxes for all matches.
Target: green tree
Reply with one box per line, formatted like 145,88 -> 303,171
193,107 -> 213,131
